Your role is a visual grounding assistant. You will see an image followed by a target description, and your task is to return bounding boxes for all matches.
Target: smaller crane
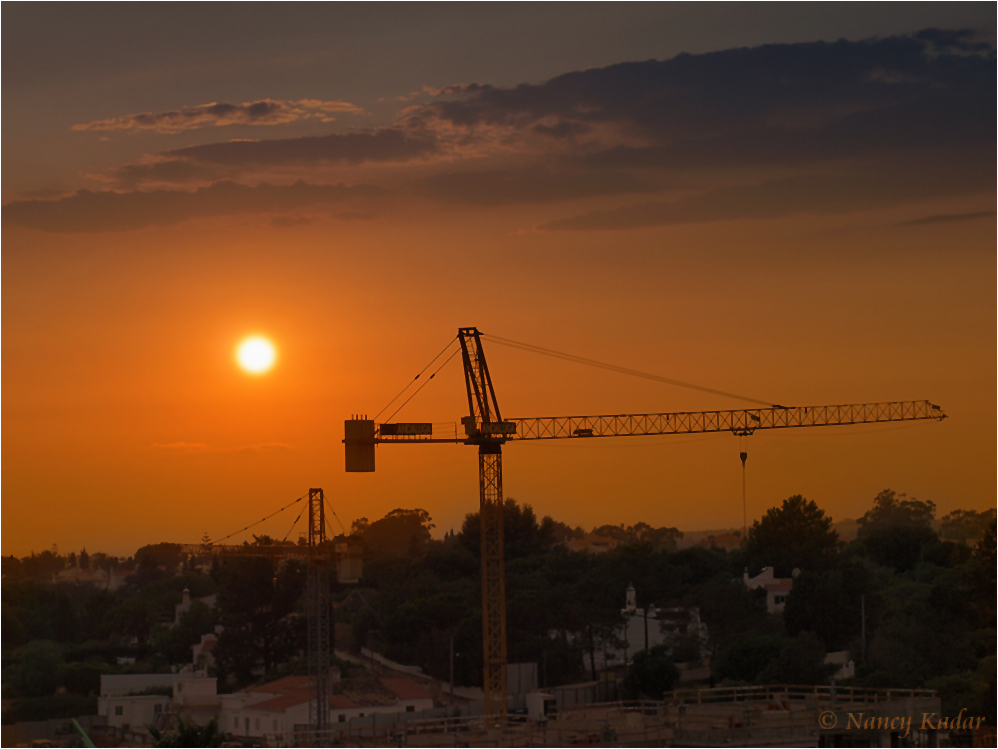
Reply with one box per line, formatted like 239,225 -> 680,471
178,489 -> 362,745
346,327 -> 946,715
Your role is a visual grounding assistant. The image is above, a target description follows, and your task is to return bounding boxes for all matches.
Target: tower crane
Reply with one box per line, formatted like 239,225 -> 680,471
178,489 -> 362,744
345,327 -> 946,716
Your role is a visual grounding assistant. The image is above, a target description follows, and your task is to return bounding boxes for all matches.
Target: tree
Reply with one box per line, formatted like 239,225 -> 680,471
857,490 -> 935,535
13,640 -> 66,697
152,600 -> 216,665
757,631 -> 834,685
214,557 -> 306,683
857,490 -> 939,571
940,508 -> 997,543
150,717 -> 227,747
713,634 -> 785,684
783,559 -> 873,651
622,645 -> 680,699
746,495 -> 838,576
361,509 -> 434,556
460,499 -> 546,559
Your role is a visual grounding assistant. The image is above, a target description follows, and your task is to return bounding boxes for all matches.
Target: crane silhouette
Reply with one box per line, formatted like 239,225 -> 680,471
345,327 -> 946,716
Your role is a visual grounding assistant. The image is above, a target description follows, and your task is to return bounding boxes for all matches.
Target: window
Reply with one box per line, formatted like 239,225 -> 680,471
273,720 -> 279,731
114,706 -> 123,716
775,595 -> 786,605
406,705 -> 415,713
338,714 -> 346,723
255,718 -> 260,731
154,704 -> 162,714
245,718 -> 250,734
234,717 -> 239,728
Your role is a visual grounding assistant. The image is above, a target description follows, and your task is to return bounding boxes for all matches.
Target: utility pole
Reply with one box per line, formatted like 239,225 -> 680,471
449,634 -> 455,702
861,594 -> 866,663
740,451 -> 748,539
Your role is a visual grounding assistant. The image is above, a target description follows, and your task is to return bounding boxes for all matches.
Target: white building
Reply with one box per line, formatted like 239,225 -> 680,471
580,584 -> 710,671
99,671 -> 434,742
218,675 -> 435,742
174,588 -> 218,625
98,672 -> 219,734
743,567 -> 795,614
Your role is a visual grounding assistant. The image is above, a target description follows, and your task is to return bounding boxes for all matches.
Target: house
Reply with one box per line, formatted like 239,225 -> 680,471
743,567 -> 795,614
192,633 -> 218,671
174,588 -> 218,625
570,584 -> 710,671
98,672 -> 219,735
824,651 -> 856,680
218,674 -> 435,741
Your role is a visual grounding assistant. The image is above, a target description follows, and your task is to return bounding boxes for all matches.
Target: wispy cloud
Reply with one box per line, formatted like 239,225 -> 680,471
150,441 -> 294,453
900,210 -> 996,226
3,180 -> 385,233
537,161 -> 993,232
165,127 -> 436,165
73,99 -> 365,134
151,442 -> 209,451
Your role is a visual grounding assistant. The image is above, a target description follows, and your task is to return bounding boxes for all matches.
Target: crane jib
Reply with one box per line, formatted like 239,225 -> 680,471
347,401 -> 946,455
508,401 -> 946,440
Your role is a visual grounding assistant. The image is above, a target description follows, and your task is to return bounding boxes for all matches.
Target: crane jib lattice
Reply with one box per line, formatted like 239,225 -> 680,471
370,400 -> 945,443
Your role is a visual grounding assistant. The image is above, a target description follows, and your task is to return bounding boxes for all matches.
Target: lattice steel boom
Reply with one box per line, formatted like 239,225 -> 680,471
306,488 -> 331,744
507,400 -> 946,440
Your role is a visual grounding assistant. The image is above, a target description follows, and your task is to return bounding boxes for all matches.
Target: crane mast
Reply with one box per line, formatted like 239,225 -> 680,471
457,327 -> 511,716
345,327 -> 947,719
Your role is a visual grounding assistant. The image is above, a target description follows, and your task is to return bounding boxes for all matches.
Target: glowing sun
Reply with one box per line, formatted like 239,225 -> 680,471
236,336 -> 277,374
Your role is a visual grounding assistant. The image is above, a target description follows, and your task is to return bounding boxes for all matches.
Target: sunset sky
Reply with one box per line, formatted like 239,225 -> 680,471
3,4 -> 995,558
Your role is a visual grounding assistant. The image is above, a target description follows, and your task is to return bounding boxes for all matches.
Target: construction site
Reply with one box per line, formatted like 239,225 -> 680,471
8,327 -> 973,749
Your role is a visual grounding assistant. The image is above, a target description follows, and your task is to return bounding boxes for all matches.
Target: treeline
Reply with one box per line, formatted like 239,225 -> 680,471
346,492 -> 994,724
1,493 -> 994,729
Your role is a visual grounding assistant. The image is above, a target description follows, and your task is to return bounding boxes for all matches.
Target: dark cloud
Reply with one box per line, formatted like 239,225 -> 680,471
537,158 -> 993,231
900,210 -> 996,226
112,159 -> 224,188
270,215 -> 315,228
3,181 -> 385,233
417,166 -> 656,206
73,99 -> 363,133
413,30 -> 994,170
166,128 -> 436,166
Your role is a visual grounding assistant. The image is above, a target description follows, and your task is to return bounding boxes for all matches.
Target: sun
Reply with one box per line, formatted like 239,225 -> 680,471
236,336 -> 277,375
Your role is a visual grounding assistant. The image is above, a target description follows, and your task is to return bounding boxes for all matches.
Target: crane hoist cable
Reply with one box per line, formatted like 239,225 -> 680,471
482,332 -> 783,408
382,345 -> 462,423
282,501 -> 309,544
325,498 -> 348,536
373,338 -> 459,421
209,493 -> 307,545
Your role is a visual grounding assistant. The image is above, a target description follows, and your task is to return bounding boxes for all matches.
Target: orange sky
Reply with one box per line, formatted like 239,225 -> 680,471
2,6 -> 995,557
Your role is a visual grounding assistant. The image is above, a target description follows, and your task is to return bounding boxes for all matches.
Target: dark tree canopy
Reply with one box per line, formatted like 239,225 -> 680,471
622,645 -> 680,699
940,508 -> 997,543
355,509 -> 434,557
746,495 -> 838,576
858,489 -> 936,535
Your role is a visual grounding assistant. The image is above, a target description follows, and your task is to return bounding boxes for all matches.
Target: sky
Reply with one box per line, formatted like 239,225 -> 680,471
3,3 -> 995,558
